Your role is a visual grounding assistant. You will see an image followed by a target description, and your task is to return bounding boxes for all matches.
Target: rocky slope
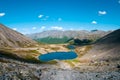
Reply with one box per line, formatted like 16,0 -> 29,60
80,29 -> 120,61
0,58 -> 120,80
0,24 -> 38,48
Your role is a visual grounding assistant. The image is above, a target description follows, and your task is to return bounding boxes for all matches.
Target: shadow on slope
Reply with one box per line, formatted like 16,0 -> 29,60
80,29 -> 120,62
0,49 -> 41,63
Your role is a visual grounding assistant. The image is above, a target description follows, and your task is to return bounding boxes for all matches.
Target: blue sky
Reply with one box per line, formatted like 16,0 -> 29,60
0,0 -> 120,34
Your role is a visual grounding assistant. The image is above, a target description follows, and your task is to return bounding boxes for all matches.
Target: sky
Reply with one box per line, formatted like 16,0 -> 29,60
0,0 -> 120,34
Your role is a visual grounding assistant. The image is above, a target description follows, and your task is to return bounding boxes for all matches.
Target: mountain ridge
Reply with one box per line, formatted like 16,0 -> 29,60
0,24 -> 38,48
26,30 -> 112,44
80,29 -> 120,61
27,30 -> 111,39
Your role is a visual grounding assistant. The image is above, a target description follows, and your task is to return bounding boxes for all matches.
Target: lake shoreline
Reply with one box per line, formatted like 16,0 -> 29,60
38,51 -> 78,62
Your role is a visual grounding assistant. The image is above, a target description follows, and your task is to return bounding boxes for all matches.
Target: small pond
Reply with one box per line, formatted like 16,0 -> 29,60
67,45 -> 75,49
38,51 -> 77,62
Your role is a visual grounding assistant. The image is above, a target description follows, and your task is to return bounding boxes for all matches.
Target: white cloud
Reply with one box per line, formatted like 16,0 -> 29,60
0,13 -> 5,17
38,14 -> 49,21
91,21 -> 97,24
51,26 -> 63,30
32,27 -> 37,30
98,11 -> 107,15
41,16 -> 49,21
38,14 -> 44,18
40,26 -> 46,30
58,18 -> 62,21
12,28 -> 17,31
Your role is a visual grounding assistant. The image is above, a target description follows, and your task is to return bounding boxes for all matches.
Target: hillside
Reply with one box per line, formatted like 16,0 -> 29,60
0,24 -> 38,48
80,29 -> 120,61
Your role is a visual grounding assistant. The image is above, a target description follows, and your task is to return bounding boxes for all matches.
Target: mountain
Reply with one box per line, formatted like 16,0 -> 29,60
80,29 -> 120,61
27,30 -> 112,44
0,24 -> 42,64
0,24 -> 38,48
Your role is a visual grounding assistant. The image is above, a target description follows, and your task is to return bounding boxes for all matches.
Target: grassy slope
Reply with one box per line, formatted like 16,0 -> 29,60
34,37 -> 71,44
0,49 -> 42,63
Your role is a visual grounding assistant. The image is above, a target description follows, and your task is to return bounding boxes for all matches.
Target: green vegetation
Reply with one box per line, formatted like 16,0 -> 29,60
69,39 -> 93,45
64,59 -> 80,67
70,59 -> 80,63
29,50 -> 39,53
64,60 -> 75,67
34,36 -> 70,44
45,60 -> 58,64
50,47 -> 60,51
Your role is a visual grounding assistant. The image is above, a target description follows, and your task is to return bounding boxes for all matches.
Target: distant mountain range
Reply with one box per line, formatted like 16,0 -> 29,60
0,24 -> 37,48
27,30 -> 112,44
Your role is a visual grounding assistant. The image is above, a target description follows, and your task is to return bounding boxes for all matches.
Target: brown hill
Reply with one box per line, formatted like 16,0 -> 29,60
80,29 -> 120,61
0,24 -> 38,48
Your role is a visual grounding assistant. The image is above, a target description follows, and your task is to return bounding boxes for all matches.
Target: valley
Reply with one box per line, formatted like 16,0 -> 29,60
1,0 -> 120,79
0,24 -> 120,80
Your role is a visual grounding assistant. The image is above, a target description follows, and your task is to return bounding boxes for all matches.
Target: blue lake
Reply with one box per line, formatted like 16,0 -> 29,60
38,51 -> 78,62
